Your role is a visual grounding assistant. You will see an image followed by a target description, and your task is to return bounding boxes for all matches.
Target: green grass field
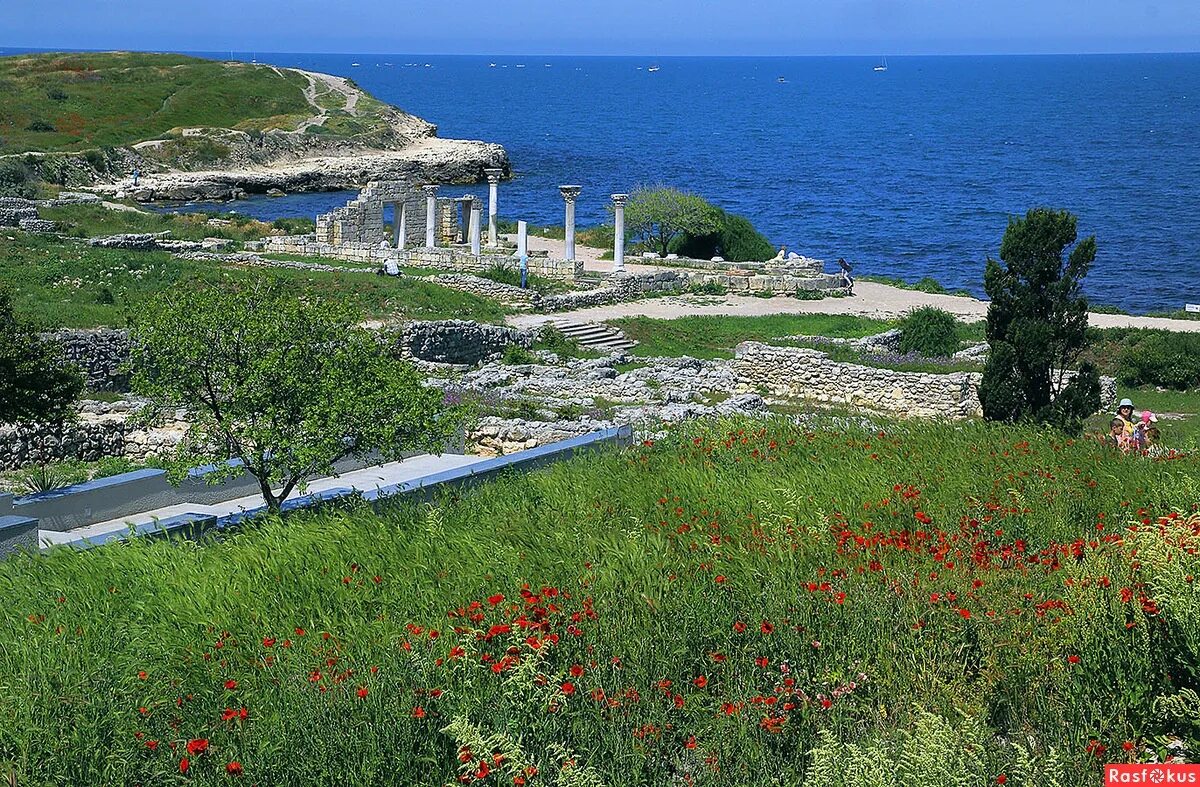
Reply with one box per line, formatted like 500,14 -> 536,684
1,232 -> 509,328
0,52 -> 318,155
2,419 -> 1197,785
609,314 -> 894,359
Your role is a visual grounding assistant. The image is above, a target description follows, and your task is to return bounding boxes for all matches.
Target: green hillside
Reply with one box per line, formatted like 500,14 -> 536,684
0,52 -> 314,155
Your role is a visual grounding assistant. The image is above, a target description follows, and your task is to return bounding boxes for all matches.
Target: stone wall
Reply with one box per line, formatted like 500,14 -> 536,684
0,197 -> 38,227
538,269 -> 845,312
734,342 -> 1117,420
734,342 -> 983,419
255,235 -> 582,281
0,400 -> 186,472
430,274 -> 539,308
394,320 -> 530,365
46,328 -> 132,392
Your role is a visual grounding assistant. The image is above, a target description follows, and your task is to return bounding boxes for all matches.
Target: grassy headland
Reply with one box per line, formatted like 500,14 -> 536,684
0,52 -> 318,155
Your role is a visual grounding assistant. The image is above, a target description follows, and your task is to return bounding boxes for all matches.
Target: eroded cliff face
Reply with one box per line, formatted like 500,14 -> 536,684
15,65 -> 510,200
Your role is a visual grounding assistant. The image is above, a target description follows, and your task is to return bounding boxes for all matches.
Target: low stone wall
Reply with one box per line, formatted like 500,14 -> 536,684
255,236 -> 582,281
0,400 -> 186,472
734,342 -> 1117,420
538,269 -> 845,312
0,198 -> 38,227
430,274 -> 539,308
46,328 -> 132,392
395,320 -> 530,365
734,342 -> 984,419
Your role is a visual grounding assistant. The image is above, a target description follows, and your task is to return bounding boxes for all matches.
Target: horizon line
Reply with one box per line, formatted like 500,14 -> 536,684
3,44 -> 1200,59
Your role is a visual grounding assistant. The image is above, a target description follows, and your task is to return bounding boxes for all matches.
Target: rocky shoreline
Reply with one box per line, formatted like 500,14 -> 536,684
84,138 -> 511,203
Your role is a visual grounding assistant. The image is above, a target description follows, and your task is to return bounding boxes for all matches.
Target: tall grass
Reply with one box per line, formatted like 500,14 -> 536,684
1,419 -> 1197,785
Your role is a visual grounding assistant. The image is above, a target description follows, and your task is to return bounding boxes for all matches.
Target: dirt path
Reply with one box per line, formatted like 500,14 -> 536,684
507,242 -> 1200,333
291,68 -> 361,133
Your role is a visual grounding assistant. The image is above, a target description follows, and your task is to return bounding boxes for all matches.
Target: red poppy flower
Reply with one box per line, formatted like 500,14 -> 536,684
137,671 -> 147,680
224,679 -> 237,690
179,758 -> 189,774
356,687 -> 369,699
760,621 -> 774,635
412,706 -> 426,719
733,621 -> 747,633
262,637 -> 276,648
145,740 -> 158,751
996,776 -> 1006,785
487,593 -> 505,606
693,675 -> 708,688
1067,655 -> 1081,665
186,739 -> 209,756
226,761 -> 243,776
569,664 -> 584,677
561,681 -> 576,695
958,608 -> 971,619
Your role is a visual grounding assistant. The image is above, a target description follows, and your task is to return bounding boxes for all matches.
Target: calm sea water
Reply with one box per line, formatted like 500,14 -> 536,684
182,53 -> 1200,312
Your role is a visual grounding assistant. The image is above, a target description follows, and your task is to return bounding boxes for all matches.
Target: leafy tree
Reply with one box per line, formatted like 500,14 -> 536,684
130,284 -> 460,511
979,208 -> 1100,433
672,209 -> 776,262
0,287 -> 83,425
624,186 -> 722,257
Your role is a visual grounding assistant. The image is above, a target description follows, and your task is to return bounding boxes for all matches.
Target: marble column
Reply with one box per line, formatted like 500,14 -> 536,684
392,201 -> 408,249
516,220 -> 528,258
485,168 -> 502,248
422,185 -> 438,248
611,193 -> 628,273
559,185 -> 582,261
469,198 -> 482,256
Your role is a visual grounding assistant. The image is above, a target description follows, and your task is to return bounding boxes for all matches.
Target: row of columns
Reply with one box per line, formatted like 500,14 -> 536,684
410,181 -> 629,273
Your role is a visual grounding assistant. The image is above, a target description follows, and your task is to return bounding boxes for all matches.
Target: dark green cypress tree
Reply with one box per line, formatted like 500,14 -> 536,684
979,209 -> 1100,433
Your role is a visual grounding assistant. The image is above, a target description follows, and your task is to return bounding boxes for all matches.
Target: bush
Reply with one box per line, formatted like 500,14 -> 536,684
25,120 -> 55,133
673,209 -> 775,263
479,264 -> 520,288
899,307 -> 960,357
0,158 -> 38,199
501,344 -> 536,365
1115,330 -> 1200,390
532,324 -> 591,358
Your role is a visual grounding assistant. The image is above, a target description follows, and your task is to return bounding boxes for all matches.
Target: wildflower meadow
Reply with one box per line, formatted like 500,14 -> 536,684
2,419 -> 1198,786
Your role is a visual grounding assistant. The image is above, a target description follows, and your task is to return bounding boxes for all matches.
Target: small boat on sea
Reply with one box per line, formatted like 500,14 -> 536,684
647,64 -> 661,73
874,56 -> 888,72
489,63 -> 497,67
351,62 -> 360,67
777,76 -> 787,83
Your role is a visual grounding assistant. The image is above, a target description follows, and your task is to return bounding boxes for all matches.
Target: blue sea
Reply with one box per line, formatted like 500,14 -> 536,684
187,53 -> 1199,313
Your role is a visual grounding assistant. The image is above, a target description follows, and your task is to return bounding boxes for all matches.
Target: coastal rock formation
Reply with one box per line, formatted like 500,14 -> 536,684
8,55 -> 510,200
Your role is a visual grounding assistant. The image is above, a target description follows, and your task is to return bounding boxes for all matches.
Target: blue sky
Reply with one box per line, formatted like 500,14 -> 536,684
3,0 -> 1198,55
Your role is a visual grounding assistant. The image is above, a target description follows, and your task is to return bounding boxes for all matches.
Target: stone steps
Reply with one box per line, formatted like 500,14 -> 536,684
549,320 -> 637,353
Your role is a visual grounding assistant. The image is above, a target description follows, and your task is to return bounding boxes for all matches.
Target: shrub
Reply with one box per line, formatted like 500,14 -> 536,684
46,86 -> 68,102
480,264 -> 521,288
0,158 -> 38,199
899,306 -> 959,357
1115,330 -> 1200,390
501,344 -> 536,365
673,209 -> 775,263
532,324 -> 590,358
687,280 -> 727,296
25,120 -> 55,133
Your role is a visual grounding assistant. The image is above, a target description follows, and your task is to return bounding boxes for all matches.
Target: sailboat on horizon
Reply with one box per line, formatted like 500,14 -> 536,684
874,56 -> 888,73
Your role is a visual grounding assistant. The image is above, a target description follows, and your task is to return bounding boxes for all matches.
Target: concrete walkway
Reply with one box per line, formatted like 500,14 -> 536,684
509,280 -> 1200,333
40,453 -> 481,550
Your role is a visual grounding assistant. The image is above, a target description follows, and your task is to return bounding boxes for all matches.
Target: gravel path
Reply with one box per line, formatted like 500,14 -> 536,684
506,241 -> 1200,333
